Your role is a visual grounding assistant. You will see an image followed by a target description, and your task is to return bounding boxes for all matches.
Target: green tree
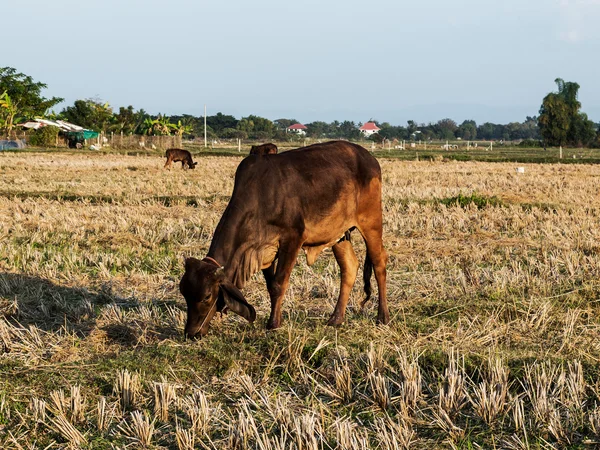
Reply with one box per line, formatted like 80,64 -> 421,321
237,117 -> 254,134
274,118 -> 298,131
237,115 -> 274,139
306,121 -> 329,138
29,125 -> 59,147
207,112 -> 238,133
337,121 -> 360,140
521,116 -> 540,140
569,112 -> 597,147
594,124 -> 600,148
221,128 -> 247,139
436,118 -> 458,140
0,91 -> 18,135
456,120 -> 477,140
477,122 -> 496,140
112,105 -> 146,134
172,120 -> 194,138
407,120 -> 418,137
138,115 -> 175,136
248,115 -> 275,138
0,67 -> 63,134
368,132 -> 384,144
538,78 -> 594,147
378,123 -> 408,141
60,99 -> 113,132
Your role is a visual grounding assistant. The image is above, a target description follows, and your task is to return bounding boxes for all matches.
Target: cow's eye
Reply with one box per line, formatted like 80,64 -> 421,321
203,293 -> 211,301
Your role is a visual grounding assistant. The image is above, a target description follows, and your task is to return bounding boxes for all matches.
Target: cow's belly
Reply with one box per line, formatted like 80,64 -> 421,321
303,222 -> 349,247
301,213 -> 354,266
302,191 -> 356,245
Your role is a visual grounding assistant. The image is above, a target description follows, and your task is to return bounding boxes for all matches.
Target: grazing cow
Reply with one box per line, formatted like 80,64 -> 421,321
249,143 -> 278,155
179,140 -> 388,339
164,148 -> 198,169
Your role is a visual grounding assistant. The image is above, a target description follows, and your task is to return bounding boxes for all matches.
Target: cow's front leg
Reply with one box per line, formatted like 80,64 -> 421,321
266,241 -> 300,330
262,261 -> 276,294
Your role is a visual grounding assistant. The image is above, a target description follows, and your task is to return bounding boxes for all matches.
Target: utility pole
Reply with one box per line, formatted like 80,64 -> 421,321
204,104 -> 207,148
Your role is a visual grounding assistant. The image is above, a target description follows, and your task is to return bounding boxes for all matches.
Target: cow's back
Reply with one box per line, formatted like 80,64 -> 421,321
230,141 -> 379,230
236,141 -> 379,193
166,148 -> 189,160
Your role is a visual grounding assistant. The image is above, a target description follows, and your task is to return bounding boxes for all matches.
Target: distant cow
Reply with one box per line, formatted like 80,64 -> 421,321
179,140 -> 389,339
164,149 -> 198,169
249,143 -> 278,155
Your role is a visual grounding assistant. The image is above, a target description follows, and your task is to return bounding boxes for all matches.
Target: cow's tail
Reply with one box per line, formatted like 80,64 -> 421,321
361,252 -> 373,308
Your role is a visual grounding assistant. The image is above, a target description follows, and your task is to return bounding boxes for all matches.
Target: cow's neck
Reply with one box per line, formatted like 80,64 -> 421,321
207,206 -> 266,289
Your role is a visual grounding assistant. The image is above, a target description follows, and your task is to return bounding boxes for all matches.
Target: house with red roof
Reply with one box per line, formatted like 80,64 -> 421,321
286,123 -> 307,135
359,122 -> 380,137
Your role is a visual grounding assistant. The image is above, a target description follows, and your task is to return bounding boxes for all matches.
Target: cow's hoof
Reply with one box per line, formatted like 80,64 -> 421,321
266,321 -> 281,330
376,314 -> 390,325
327,315 -> 344,327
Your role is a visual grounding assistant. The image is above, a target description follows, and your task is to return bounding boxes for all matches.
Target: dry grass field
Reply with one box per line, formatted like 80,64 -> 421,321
1,150 -> 600,449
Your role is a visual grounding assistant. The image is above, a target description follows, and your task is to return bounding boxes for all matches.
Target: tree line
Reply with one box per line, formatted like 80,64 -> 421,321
1,67 -> 599,147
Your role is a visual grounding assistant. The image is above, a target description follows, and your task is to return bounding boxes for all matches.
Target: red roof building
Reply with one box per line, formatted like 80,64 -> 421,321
359,122 -> 380,136
287,123 -> 308,135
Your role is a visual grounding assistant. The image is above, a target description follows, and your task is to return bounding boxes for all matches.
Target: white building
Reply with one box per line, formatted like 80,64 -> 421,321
359,122 -> 380,137
287,123 -> 308,135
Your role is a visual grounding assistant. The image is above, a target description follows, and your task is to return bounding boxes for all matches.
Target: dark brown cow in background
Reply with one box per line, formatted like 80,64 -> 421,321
164,148 -> 198,169
249,143 -> 278,155
179,140 -> 389,339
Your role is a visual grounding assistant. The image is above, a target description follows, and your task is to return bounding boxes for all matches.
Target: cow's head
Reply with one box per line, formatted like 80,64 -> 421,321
180,257 -> 256,339
189,161 -> 198,169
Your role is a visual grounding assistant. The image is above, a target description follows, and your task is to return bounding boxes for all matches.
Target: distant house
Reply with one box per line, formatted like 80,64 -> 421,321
287,123 -> 307,135
359,122 -> 380,137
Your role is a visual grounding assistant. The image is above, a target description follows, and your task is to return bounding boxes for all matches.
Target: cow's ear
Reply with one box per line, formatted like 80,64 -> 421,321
219,282 -> 256,323
193,162 -> 198,166
184,257 -> 199,271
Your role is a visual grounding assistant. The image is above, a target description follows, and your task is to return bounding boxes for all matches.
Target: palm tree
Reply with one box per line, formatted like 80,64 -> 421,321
0,91 -> 18,136
138,115 -> 175,136
554,78 -> 581,110
172,120 -> 193,138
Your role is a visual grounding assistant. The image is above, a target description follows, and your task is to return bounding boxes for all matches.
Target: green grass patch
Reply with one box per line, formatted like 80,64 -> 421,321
439,192 -> 504,209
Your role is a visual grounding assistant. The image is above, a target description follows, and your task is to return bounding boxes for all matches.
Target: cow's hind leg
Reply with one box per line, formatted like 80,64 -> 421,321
357,178 -> 389,325
327,238 -> 358,326
266,240 -> 301,330
359,225 -> 389,325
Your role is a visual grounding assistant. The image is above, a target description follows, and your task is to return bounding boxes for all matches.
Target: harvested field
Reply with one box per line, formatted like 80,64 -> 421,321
1,151 -> 600,448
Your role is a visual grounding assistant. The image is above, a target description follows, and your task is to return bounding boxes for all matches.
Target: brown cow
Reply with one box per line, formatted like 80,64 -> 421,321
249,143 -> 278,155
164,148 -> 198,169
179,140 -> 388,339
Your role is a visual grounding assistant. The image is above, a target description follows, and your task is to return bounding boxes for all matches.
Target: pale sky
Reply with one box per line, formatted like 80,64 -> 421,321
3,0 -> 599,125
